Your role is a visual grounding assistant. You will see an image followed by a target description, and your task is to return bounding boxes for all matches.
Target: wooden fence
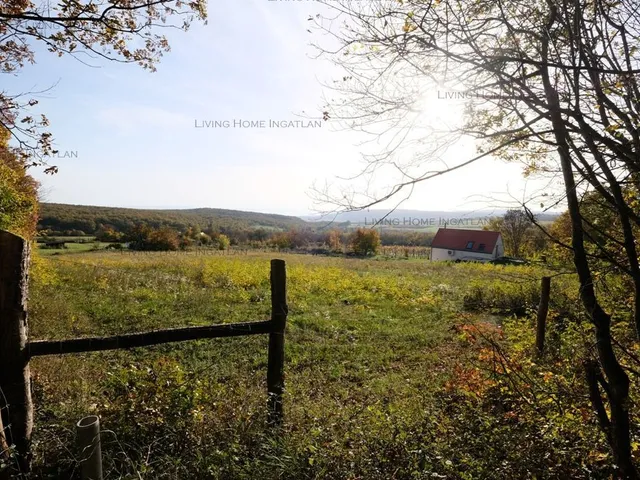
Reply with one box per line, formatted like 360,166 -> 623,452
0,230 -> 288,475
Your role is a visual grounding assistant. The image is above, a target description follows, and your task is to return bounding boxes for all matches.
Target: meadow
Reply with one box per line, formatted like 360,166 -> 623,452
36,241 -> 109,256
25,251 -> 618,479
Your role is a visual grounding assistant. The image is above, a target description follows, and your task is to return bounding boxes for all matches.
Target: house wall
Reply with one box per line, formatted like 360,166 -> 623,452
431,247 -> 495,262
494,236 -> 504,257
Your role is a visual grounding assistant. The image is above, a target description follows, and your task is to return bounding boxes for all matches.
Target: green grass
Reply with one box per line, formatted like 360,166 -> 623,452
36,236 -> 96,242
24,251 -> 595,479
36,241 -> 110,255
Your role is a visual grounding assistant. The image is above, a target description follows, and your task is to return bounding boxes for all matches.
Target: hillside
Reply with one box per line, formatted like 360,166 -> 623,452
37,203 -> 311,235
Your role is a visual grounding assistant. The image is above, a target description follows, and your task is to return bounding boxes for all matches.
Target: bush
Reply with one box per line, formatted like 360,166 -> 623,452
147,227 -> 179,251
127,225 -> 179,251
270,232 -> 292,250
179,236 -> 194,250
217,234 -> 230,250
350,228 -> 381,256
326,229 -> 343,252
95,226 -> 123,242
198,233 -> 212,246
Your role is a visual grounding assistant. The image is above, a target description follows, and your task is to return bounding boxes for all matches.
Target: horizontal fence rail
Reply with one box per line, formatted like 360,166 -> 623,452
27,320 -> 276,357
0,229 -> 288,477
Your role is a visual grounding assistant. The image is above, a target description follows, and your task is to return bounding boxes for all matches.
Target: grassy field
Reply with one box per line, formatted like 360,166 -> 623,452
36,241 -> 110,255
24,251 -> 616,479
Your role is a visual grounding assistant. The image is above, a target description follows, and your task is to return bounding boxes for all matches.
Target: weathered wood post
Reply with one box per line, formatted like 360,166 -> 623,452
0,231 -> 34,473
536,276 -> 551,355
267,259 -> 287,427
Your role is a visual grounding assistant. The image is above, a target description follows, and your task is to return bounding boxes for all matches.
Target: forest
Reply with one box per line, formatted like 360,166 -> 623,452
37,203 -> 314,236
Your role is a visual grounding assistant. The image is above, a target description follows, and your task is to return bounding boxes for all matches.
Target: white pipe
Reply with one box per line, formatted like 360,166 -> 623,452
76,415 -> 103,480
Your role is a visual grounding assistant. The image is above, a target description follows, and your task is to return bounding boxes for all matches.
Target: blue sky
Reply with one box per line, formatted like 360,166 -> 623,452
8,0 -> 559,216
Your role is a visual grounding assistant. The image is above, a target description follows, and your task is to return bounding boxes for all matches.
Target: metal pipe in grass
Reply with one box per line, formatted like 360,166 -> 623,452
76,415 -> 103,480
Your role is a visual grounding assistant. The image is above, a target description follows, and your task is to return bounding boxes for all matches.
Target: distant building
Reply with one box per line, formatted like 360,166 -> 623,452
430,228 -> 503,262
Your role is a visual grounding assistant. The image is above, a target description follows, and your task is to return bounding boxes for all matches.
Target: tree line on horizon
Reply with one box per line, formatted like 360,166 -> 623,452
37,203 -> 310,236
87,223 -> 384,256
31,201 -> 561,259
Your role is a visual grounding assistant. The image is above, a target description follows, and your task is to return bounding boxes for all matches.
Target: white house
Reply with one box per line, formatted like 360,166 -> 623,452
430,228 -> 504,262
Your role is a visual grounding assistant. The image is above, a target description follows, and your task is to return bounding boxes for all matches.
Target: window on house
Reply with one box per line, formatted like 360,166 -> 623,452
466,241 -> 474,249
478,243 -> 486,252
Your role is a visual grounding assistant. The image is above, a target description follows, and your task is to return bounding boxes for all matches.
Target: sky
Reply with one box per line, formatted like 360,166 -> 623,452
7,0 -> 562,216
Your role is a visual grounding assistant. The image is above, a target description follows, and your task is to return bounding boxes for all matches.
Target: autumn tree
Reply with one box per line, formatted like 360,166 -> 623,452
485,210 -> 534,258
0,126 -> 38,237
270,232 -> 292,250
350,228 -> 380,256
326,229 -> 343,252
216,234 -> 230,250
287,229 -> 312,249
546,190 -> 639,272
248,228 -> 269,242
95,226 -> 122,242
125,224 -> 178,251
148,227 -> 179,251
125,223 -> 152,248
179,235 -> 193,250
184,226 -> 202,240
311,0 -> 640,474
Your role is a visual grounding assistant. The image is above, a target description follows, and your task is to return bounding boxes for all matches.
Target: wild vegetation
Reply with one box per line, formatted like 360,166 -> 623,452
311,0 -> 640,473
0,0 -> 636,474
1,194 -> 638,477
16,249 -> 635,479
37,209 -> 427,257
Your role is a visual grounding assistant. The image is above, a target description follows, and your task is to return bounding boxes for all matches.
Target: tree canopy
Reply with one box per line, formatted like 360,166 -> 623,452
0,0 -> 207,169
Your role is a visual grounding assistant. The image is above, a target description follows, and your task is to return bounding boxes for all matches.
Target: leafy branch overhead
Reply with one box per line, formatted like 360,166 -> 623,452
0,0 -> 207,167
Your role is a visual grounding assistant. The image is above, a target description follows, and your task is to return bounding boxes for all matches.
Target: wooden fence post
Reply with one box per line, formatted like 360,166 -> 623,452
267,259 -> 287,427
536,276 -> 551,355
0,231 -> 34,473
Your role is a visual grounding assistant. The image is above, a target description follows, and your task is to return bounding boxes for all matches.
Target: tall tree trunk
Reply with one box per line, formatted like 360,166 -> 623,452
539,41 -> 636,474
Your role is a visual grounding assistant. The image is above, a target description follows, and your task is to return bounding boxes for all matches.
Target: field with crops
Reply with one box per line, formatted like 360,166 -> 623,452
26,251 -> 627,479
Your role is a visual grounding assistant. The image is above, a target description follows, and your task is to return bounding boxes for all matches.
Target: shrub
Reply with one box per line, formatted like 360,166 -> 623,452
127,224 -> 179,251
350,228 -> 380,256
198,233 -> 212,246
270,232 -> 292,250
217,234 -> 230,250
148,227 -> 179,251
326,229 -> 343,252
95,226 -> 122,242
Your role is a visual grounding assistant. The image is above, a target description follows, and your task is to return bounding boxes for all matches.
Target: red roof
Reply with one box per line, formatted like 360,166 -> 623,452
431,228 -> 501,254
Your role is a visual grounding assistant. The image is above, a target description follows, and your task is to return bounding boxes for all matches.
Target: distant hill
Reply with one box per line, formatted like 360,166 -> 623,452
38,204 -> 562,236
38,203 -> 311,235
